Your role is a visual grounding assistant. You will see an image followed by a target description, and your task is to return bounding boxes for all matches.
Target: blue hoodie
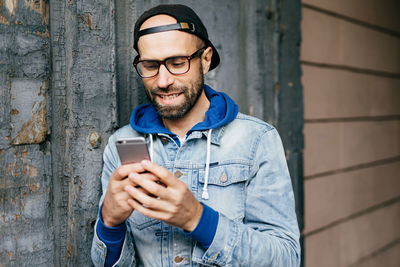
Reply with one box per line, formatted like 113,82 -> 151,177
98,85 -> 238,266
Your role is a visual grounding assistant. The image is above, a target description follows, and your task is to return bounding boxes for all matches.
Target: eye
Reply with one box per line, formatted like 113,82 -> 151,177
168,57 -> 187,67
141,61 -> 159,70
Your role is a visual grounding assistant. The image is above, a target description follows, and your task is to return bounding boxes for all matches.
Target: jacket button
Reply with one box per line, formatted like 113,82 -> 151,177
174,170 -> 183,178
220,172 -> 228,183
161,137 -> 168,144
174,256 -> 183,263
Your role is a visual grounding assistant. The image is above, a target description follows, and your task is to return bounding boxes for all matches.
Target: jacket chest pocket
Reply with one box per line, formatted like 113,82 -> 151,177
198,162 -> 250,221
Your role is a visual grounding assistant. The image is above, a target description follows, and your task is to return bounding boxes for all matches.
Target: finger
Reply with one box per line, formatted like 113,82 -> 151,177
127,198 -> 171,221
122,173 -> 161,199
124,185 -> 172,211
130,173 -> 168,199
128,171 -> 160,183
140,160 -> 178,187
111,163 -> 145,181
131,183 -> 157,197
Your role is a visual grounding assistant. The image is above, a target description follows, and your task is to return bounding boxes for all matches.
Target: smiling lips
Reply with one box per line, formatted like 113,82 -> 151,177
156,92 -> 184,104
158,93 -> 181,100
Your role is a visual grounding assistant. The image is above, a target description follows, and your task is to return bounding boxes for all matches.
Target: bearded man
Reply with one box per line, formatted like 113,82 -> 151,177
91,4 -> 300,267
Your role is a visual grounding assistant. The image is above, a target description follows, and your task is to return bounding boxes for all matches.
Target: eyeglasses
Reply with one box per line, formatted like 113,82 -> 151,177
133,47 -> 206,78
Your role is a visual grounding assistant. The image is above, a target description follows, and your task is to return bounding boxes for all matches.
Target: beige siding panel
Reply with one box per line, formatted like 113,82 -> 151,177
305,202 -> 400,267
304,120 -> 400,176
301,8 -> 400,74
351,242 -> 400,267
302,65 -> 400,119
302,0 -> 400,33
304,161 -> 400,233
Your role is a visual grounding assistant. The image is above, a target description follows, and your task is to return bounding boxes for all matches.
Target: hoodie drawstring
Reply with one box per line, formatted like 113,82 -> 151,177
149,131 -> 212,200
148,134 -> 153,161
202,129 -> 212,200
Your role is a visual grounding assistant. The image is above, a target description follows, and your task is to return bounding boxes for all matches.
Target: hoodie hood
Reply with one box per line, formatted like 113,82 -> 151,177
130,84 -> 238,136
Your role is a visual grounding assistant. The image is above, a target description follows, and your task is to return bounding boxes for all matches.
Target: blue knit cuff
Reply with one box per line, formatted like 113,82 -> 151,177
97,205 -> 127,243
187,203 -> 219,249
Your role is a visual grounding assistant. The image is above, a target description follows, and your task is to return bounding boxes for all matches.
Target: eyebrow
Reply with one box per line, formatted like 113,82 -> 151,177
139,54 -> 188,61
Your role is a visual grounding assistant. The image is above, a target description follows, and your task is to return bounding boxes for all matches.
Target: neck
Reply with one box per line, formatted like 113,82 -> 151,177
163,91 -> 210,139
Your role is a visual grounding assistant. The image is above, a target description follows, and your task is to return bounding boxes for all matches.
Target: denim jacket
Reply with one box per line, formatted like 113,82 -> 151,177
91,111 -> 300,266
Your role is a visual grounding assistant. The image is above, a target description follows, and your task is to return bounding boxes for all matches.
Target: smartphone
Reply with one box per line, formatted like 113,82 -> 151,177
115,137 -> 150,165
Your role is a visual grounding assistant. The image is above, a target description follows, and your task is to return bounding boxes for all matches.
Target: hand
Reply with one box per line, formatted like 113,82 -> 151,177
124,160 -> 203,232
101,163 -> 158,227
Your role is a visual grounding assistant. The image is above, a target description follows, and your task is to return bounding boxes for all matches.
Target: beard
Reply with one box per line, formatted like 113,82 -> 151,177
145,66 -> 204,120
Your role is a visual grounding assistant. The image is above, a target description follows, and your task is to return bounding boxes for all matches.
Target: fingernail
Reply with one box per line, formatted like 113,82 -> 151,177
141,160 -> 150,166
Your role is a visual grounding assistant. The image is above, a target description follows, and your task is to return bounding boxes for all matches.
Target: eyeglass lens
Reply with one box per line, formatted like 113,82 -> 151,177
135,47 -> 206,78
137,56 -> 190,77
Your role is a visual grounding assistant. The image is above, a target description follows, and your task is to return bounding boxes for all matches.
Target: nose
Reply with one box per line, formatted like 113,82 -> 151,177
156,64 -> 174,89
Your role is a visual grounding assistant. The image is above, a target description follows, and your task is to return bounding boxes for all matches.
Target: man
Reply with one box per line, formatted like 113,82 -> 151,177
92,4 -> 300,267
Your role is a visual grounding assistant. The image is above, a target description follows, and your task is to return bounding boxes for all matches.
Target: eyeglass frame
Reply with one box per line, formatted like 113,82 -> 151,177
133,47 -> 207,78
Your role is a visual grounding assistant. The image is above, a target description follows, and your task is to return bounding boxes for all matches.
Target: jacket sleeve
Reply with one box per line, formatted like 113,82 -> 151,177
91,135 -> 137,267
191,128 -> 301,266
91,219 -> 136,267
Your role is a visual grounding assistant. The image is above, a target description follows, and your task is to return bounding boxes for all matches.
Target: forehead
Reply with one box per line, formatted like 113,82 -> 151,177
138,15 -> 198,60
139,14 -> 177,30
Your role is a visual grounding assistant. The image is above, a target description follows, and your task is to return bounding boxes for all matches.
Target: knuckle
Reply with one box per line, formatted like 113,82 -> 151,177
171,206 -> 179,215
180,182 -> 189,191
165,213 -> 174,221
108,184 -> 118,194
114,195 -> 124,205
114,168 -> 124,179
109,187 -> 117,195
175,181 -> 185,191
147,198 -> 156,208
161,169 -> 170,178
176,187 -> 187,200
174,193 -> 183,203
152,186 -> 162,196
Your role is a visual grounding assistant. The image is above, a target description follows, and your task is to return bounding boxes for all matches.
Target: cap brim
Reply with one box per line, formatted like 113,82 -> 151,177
208,41 -> 220,71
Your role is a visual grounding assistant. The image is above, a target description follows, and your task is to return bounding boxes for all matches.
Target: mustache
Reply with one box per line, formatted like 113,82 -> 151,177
149,85 -> 185,95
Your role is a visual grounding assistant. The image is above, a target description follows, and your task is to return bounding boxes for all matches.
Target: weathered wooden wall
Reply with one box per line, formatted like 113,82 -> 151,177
1,0 -> 116,266
49,0 -> 116,266
301,0 -> 400,266
0,0 -> 53,265
0,0 -> 303,265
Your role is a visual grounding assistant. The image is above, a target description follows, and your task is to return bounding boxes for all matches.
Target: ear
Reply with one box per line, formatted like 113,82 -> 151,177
201,46 -> 213,74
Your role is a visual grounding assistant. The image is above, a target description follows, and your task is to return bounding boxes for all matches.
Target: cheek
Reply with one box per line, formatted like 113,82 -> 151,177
143,84 -> 155,99
142,79 -> 153,89
143,80 -> 156,93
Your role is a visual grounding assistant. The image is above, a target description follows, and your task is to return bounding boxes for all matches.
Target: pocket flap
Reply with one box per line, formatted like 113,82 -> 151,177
199,163 -> 250,186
